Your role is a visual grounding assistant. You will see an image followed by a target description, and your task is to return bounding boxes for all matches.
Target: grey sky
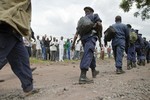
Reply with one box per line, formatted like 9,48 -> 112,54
31,0 -> 150,40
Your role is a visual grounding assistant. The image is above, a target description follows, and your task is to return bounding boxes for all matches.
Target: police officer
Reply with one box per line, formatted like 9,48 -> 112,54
135,31 -> 145,66
143,37 -> 150,64
140,36 -> 146,66
111,16 -> 129,74
72,6 -> 102,84
126,25 -> 136,70
0,0 -> 38,95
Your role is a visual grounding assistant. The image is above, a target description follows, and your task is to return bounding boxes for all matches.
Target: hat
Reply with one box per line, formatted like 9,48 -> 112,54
138,33 -> 142,36
134,29 -> 139,34
126,24 -> 132,28
84,6 -> 94,12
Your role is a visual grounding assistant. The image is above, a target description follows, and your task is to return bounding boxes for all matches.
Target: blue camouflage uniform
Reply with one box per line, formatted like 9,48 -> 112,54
127,44 -> 136,63
135,34 -> 145,65
127,29 -> 136,68
143,38 -> 150,63
112,22 -> 129,69
80,13 -> 102,70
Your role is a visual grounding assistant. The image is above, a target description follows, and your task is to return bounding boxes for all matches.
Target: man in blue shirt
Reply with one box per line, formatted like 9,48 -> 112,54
72,6 -> 102,84
111,16 -> 129,74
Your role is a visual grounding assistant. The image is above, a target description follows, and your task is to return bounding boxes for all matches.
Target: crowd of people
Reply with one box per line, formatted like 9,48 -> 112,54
24,35 -> 81,61
23,34 -> 113,61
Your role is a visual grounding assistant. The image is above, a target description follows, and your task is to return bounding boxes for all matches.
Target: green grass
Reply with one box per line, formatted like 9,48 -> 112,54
29,57 -> 79,64
30,57 -> 49,64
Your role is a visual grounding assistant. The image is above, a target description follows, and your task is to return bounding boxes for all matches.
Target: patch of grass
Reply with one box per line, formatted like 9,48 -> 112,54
30,57 -> 49,64
64,59 -> 78,62
29,57 -> 79,64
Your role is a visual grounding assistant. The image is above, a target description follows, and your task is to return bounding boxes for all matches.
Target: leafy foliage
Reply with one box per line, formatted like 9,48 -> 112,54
120,0 -> 150,20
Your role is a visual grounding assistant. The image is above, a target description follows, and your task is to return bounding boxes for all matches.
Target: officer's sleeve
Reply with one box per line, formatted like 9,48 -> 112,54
125,26 -> 129,42
125,25 -> 129,53
76,19 -> 80,35
76,27 -> 80,36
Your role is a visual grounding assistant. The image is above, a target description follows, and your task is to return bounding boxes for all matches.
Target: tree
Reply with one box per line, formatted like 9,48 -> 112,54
120,0 -> 150,20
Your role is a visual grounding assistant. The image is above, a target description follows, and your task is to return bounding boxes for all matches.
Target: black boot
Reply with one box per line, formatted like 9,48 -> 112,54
141,60 -> 145,66
116,68 -> 125,74
79,70 -> 93,84
31,67 -> 37,72
127,60 -> 132,70
0,80 -> 5,82
137,60 -> 141,66
132,62 -> 136,68
147,60 -> 149,64
91,69 -> 99,78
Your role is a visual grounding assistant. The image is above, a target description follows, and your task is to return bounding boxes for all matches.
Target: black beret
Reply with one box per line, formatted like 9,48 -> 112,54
84,6 -> 94,12
138,33 -> 142,36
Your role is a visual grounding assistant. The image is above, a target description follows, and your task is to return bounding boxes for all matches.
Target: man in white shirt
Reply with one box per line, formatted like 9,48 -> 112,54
74,41 -> 81,60
59,36 -> 64,62
36,35 -> 42,59
50,37 -> 57,61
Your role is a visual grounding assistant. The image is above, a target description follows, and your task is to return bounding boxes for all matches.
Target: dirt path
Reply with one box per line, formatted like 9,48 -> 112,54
0,58 -> 150,100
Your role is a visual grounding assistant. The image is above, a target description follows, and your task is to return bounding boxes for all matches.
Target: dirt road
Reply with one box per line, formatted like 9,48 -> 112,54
0,58 -> 150,100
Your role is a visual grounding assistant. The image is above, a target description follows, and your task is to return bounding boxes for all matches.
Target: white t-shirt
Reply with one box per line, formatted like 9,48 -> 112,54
59,40 -> 64,49
75,43 -> 81,51
36,39 -> 41,50
50,41 -> 57,51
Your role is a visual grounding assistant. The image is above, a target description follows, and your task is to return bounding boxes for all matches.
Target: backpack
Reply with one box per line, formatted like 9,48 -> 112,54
129,32 -> 138,43
77,16 -> 94,35
104,26 -> 116,42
